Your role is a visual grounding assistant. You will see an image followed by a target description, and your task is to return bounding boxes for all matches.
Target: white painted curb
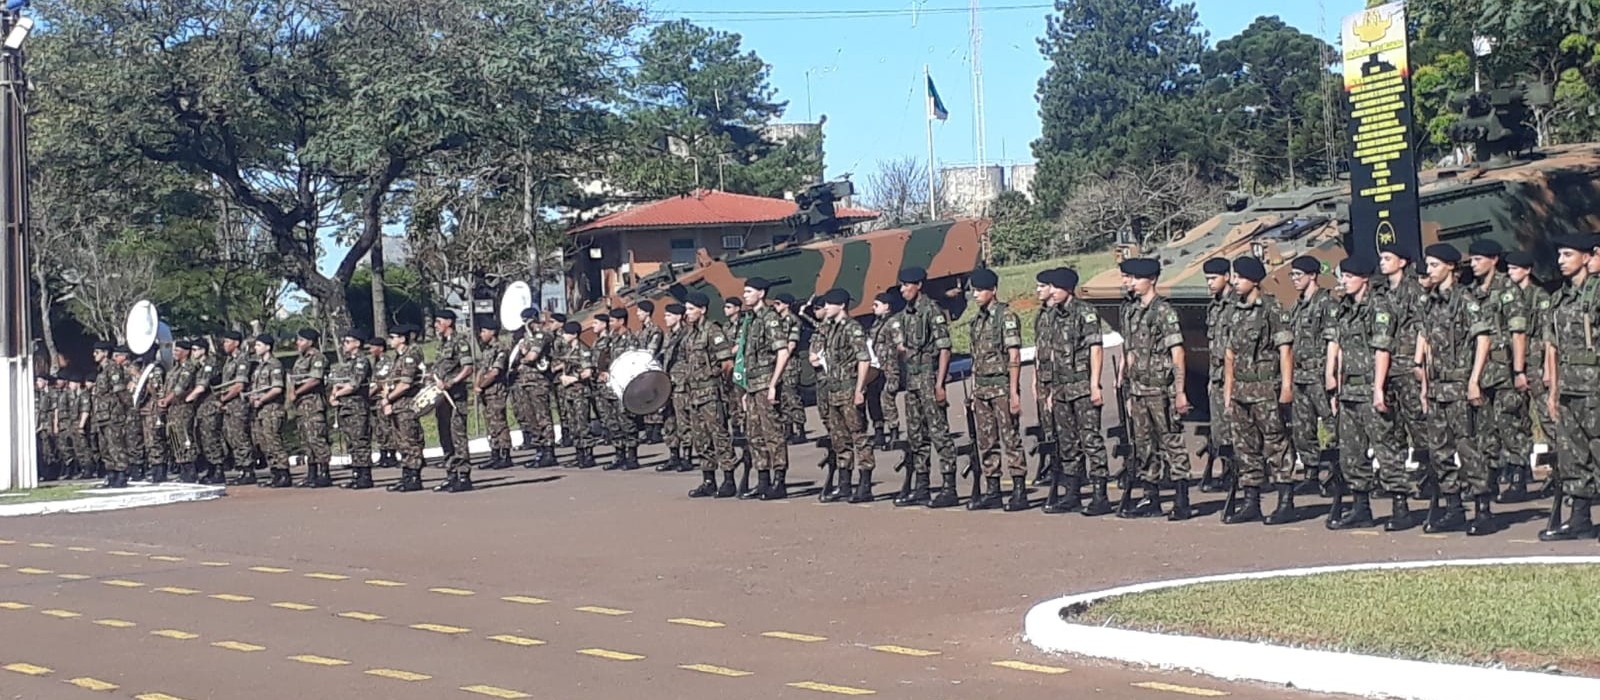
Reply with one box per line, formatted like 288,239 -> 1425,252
1023,556 -> 1600,700
293,426 -> 566,467
0,482 -> 226,517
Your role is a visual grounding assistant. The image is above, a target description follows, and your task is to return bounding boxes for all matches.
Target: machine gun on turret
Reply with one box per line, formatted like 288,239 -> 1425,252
1445,80 -> 1553,166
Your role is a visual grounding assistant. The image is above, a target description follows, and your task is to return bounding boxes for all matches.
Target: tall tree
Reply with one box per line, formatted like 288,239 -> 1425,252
864,156 -> 939,227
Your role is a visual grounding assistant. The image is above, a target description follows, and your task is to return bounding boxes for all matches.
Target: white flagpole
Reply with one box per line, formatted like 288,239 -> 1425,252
925,64 -> 937,220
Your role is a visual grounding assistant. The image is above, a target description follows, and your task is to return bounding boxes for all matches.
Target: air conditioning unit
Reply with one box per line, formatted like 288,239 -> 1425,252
722,234 -> 746,250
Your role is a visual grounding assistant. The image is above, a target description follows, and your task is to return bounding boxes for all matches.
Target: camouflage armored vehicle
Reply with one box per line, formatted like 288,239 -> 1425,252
1079,83 -> 1600,408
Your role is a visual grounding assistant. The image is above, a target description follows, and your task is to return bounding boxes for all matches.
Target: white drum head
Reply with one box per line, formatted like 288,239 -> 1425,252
126,300 -> 159,355
499,281 -> 534,331
608,349 -> 670,415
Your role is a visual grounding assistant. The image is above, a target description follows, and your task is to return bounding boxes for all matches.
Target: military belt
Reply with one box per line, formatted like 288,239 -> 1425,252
1235,370 -> 1275,382
906,363 -> 934,375
1489,348 -> 1510,363
1056,370 -> 1089,383
1434,368 -> 1468,382
1567,350 -> 1600,366
974,374 -> 1009,387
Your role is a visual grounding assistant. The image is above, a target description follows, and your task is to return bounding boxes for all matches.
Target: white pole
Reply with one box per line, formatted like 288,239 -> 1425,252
925,64 -> 938,220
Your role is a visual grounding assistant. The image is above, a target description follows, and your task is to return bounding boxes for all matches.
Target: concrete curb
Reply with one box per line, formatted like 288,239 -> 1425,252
1022,556 -> 1600,700
0,482 -> 226,517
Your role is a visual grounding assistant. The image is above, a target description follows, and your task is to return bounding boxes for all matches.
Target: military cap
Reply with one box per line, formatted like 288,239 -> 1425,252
562,321 -> 582,335
773,292 -> 795,306
685,292 -> 711,309
1233,256 -> 1267,282
743,276 -> 772,291
521,307 -> 538,320
1554,234 -> 1594,253
388,324 -> 413,337
592,312 -> 609,322
1202,257 -> 1231,275
480,318 -> 501,331
822,288 -> 850,306
93,340 -> 114,351
969,267 -> 999,290
254,334 -> 274,346
551,313 -> 567,323
1340,255 -> 1378,277
295,328 -> 319,342
1055,268 -> 1080,290
1467,239 -> 1505,257
637,299 -> 655,313
174,339 -> 194,350
1036,267 -> 1059,284
875,291 -> 898,305
608,308 -> 627,320
1424,243 -> 1461,264
366,335 -> 386,348
1119,257 -> 1161,279
1291,255 -> 1322,275
434,309 -> 457,321
664,303 -> 686,315
1379,243 -> 1414,261
899,266 -> 927,284
1505,250 -> 1536,269
114,345 -> 132,355
220,330 -> 244,342
723,296 -> 741,308
341,328 -> 366,342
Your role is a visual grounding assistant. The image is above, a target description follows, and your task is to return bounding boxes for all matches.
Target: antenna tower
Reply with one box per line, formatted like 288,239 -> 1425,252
969,0 -> 986,169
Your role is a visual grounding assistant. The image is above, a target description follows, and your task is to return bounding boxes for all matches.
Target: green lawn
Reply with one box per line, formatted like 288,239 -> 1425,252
950,251 -> 1118,354
1072,565 -> 1600,675
0,483 -> 102,504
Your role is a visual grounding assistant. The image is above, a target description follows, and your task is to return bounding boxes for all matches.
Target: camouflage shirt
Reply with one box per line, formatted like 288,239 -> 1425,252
289,349 -> 328,404
1227,294 -> 1293,404
392,346 -> 425,401
1550,275 -> 1600,397
1334,290 -> 1395,402
513,328 -> 555,385
1520,283 -> 1553,384
335,350 -> 373,406
968,300 -> 1022,399
1463,273 -> 1528,389
1051,297 -> 1104,398
477,337 -> 510,388
680,318 -> 733,405
555,336 -> 595,382
165,357 -> 200,403
1122,294 -> 1184,397
868,314 -> 902,383
135,362 -> 166,413
633,323 -> 665,359
893,296 -> 952,374
1033,301 -> 1061,384
1206,290 -> 1238,383
220,349 -> 252,404
369,350 -> 394,401
91,358 -> 128,420
816,314 -> 870,403
735,304 -> 792,392
1422,283 -> 1480,403
1289,289 -> 1339,386
663,325 -> 691,381
1373,274 -> 1427,372
251,355 -> 286,406
592,332 -> 620,375
431,331 -> 474,384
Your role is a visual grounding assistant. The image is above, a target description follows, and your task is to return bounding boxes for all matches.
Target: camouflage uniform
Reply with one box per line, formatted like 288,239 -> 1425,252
815,313 -> 875,477
734,303 -> 794,480
219,348 -> 256,475
251,356 -> 289,482
369,346 -> 395,461
1121,295 -> 1190,483
1225,294 -> 1294,487
1422,282 -> 1484,496
64,384 -> 93,476
1549,276 -> 1600,501
593,330 -> 637,456
164,356 -> 201,473
1521,283 -> 1555,453
92,358 -> 131,476
968,300 -> 1024,479
1052,297 -> 1109,481
511,327 -> 557,450
1289,287 -> 1339,480
555,336 -> 597,452
333,347 -> 373,467
894,296 -> 956,475
1371,274 -> 1428,480
634,320 -> 667,437
1334,291 -> 1410,495
776,310 -> 806,437
136,360 -> 169,475
1206,289 -> 1237,452
431,330 -> 474,470
663,324 -> 692,455
290,347 -> 331,483
1465,275 -> 1530,473
1032,301 -> 1059,458
387,343 -> 428,489
195,351 -> 228,479
866,313 -> 902,438
682,316 -> 738,495
478,335 -> 512,454
36,382 -> 56,474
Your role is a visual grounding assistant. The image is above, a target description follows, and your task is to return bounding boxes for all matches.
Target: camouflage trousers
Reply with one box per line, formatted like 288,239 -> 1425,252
865,371 -> 900,433
166,402 -> 199,465
197,398 -> 227,466
1207,378 -> 1232,448
482,386 -> 511,451
337,401 -> 371,466
1482,384 -> 1531,470
390,404 -> 425,469
820,395 -> 875,473
1556,393 -> 1600,500
94,419 -> 129,472
904,372 -> 956,474
141,409 -> 169,468
253,403 -> 288,471
723,376 -> 745,434
1291,382 -> 1335,473
434,387 -> 469,467
1128,391 -> 1190,483
1051,387 -> 1107,480
599,392 -> 638,450
743,391 -> 788,473
1423,396 -> 1488,497
1338,396 -> 1411,495
512,379 -> 555,448
557,382 -> 594,449
686,394 -> 735,472
972,385 -> 1024,478
295,396 -> 330,466
1229,399 -> 1292,488
779,365 -> 804,435
369,401 -> 390,454
665,385 -> 690,451
223,400 -> 254,469
1387,370 -> 1426,458
37,432 -> 57,468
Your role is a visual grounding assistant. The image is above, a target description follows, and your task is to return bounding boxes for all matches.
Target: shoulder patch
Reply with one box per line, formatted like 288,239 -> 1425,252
1467,302 -> 1480,312
1003,316 -> 1018,330
1165,311 -> 1178,324
1502,291 -> 1515,303
1540,299 -> 1550,309
713,335 -> 724,344
1376,312 -> 1391,323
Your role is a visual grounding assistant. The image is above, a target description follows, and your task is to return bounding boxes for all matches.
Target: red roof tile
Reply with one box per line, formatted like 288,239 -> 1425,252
568,189 -> 878,235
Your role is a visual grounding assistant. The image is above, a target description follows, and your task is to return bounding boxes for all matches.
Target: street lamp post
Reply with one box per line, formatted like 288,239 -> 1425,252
0,2 -> 35,491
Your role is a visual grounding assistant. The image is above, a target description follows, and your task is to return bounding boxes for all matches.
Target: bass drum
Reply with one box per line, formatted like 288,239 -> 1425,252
607,349 -> 670,416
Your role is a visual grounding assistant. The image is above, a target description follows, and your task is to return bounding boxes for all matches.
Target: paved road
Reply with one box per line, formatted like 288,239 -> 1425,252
1,396 -> 1587,700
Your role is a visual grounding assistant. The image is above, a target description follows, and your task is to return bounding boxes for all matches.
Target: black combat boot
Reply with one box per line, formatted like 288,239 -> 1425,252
392,467 -> 423,492
1051,473 -> 1083,513
677,454 -> 695,472
1498,463 -> 1529,503
344,466 -> 374,490
647,425 -> 663,445
432,472 -> 459,492
714,472 -> 738,498
272,468 -> 295,488
969,476 -> 1003,510
689,470 -> 717,498
740,471 -> 770,500
760,470 -> 788,500
1466,495 -> 1496,536
1003,476 -> 1030,512
787,429 -> 807,446
150,463 -> 168,484
1082,478 -> 1114,516
895,472 -> 931,507
624,446 -> 644,471
1224,486 -> 1263,524
1263,484 -> 1297,525
1425,492 -> 1467,532
659,448 -> 682,473
1539,497 -> 1594,540
928,472 -> 960,508
873,426 -> 886,451
175,462 -> 195,484
1121,482 -> 1163,519
540,448 -> 559,468
1167,480 -> 1193,521
448,471 -> 474,493
1384,493 -> 1416,531
230,467 -> 257,486
315,463 -> 335,487
576,447 -> 595,469
823,470 -> 853,503
1328,491 -> 1377,529
849,471 -> 875,503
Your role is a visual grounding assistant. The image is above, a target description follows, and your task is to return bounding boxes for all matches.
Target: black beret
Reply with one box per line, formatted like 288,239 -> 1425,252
822,288 -> 850,306
723,296 -> 741,307
1379,243 -> 1414,261
114,346 -> 131,355
388,324 -> 414,337
1554,234 -> 1594,253
743,276 -> 772,291
297,328 -> 320,342
1424,243 -> 1461,264
592,313 -> 609,322
607,308 -> 627,320
254,335 -> 274,346
1056,268 -> 1080,290
875,291 -> 898,305
1119,258 -> 1161,279
366,335 -> 386,348
174,339 -> 194,350
551,313 -> 567,323
1036,268 -> 1059,284
898,266 -> 927,284
1291,256 -> 1322,275
1505,251 -> 1536,269
1202,257 -> 1231,275
521,307 -> 538,320
221,330 -> 244,342
341,328 -> 366,342
1467,239 -> 1504,257
94,341 -> 113,351
1340,255 -> 1378,277
773,293 -> 795,306
480,318 -> 501,331
562,321 -> 582,335
664,303 -> 686,315
1233,256 -> 1267,282
434,309 -> 457,321
637,300 -> 655,313
969,268 -> 999,290
686,292 -> 711,309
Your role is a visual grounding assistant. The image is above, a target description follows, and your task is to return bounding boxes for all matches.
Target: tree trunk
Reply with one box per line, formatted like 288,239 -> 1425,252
370,237 -> 388,338
32,261 -> 56,362
523,151 -> 537,292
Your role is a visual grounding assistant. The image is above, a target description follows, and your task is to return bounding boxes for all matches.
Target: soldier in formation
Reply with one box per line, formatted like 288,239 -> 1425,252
893,267 -> 959,507
964,268 -> 1026,511
811,288 -> 876,503
732,276 -> 795,499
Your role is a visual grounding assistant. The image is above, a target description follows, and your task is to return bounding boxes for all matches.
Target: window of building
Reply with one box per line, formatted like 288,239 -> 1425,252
722,234 -> 746,250
670,238 -> 696,264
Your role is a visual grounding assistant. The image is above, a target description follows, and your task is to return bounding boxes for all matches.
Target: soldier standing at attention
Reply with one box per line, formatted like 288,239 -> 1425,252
722,296 -> 747,439
290,329 -> 333,488
771,293 -> 808,444
134,349 -> 169,482
1462,240 -> 1532,502
812,288 -> 877,503
1539,235 -> 1599,540
475,318 -> 513,474
892,267 -> 959,507
249,335 -> 291,488
217,332 -> 256,485
964,268 -> 1027,511
331,329 -> 374,489
556,320 -> 599,468
1327,255 -> 1409,529
190,340 -> 227,484
634,300 -> 667,445
65,373 -> 93,480
381,325 -> 426,492
1044,268 -> 1112,516
90,342 -> 130,488
1117,258 -> 1194,520
366,334 -> 395,469
1374,244 -> 1430,499
1507,251 -> 1554,495
512,310 -> 558,467
430,310 -> 475,481
35,374 -> 55,479
1287,256 -> 1339,494
1220,257 -> 1295,524
1416,244 -> 1476,533
160,340 -> 201,484
866,291 -> 903,451
1031,270 -> 1063,488
598,308 -> 641,470
733,276 -> 796,500
658,302 -> 692,473
1202,257 -> 1236,493
680,292 -> 739,498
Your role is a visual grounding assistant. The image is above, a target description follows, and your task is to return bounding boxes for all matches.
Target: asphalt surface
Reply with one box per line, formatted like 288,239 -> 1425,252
2,378 -> 1590,700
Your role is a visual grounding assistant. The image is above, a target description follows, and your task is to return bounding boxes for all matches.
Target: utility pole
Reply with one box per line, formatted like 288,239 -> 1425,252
969,0 -> 987,170
0,2 -> 37,491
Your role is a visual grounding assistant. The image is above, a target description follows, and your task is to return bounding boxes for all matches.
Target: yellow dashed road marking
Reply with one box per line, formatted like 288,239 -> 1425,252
410,623 -> 470,634
17,567 -> 53,575
0,601 -> 30,610
151,630 -> 200,640
271,602 -> 318,611
574,605 -> 631,616
134,694 -> 187,700
1348,531 -> 1381,537
428,586 -> 475,596
155,587 -> 199,595
57,574 -> 91,581
248,566 -> 291,574
3,662 -> 52,676
786,681 -> 876,695
106,551 -> 140,557
200,561 -> 230,567
41,609 -> 82,619
66,546 -> 96,552
209,594 -> 253,602
211,641 -> 266,653
460,685 -> 531,699
338,611 -> 386,622
102,579 -> 144,588
28,543 -> 54,548
0,539 -> 14,544
576,648 -> 645,661
668,617 -> 726,628
680,663 -> 753,677
66,677 -> 119,691
1132,681 -> 1231,696
869,644 -> 941,657
364,579 -> 406,587
500,595 -> 547,605
304,572 -> 348,581
992,660 -> 1070,674
365,668 -> 432,682
93,619 -> 135,628
149,555 -> 184,562
288,654 -> 350,666
1420,534 -> 1448,540
487,634 -> 545,647
762,631 -> 827,642
1508,539 -> 1540,544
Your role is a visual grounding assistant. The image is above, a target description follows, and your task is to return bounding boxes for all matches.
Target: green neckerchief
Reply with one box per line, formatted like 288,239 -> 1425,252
732,312 -> 750,390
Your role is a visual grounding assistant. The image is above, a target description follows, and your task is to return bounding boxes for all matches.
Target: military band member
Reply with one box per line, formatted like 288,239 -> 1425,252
367,334 -> 395,468
249,335 -> 291,488
1539,235 -> 1599,540
1287,256 -> 1339,494
476,318 -> 513,473
1327,255 -> 1407,529
431,309 -> 475,480
522,312 -> 561,468
1202,257 -> 1237,493
659,302 -> 693,473
332,329 -> 375,489
131,349 -> 168,482
812,288 -> 876,503
680,293 -> 739,498
866,291 -> 903,451
634,300 -> 667,445
733,276 -> 795,499
217,331 -> 256,485
964,268 -> 1026,511
380,325 -> 427,492
599,307 -> 641,470
1117,257 -> 1194,520
557,320 -> 599,468
1220,256 -> 1294,524
160,340 -> 200,484
892,267 -> 959,508
289,329 -> 332,488
191,340 -> 228,484
1041,268 -> 1112,516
